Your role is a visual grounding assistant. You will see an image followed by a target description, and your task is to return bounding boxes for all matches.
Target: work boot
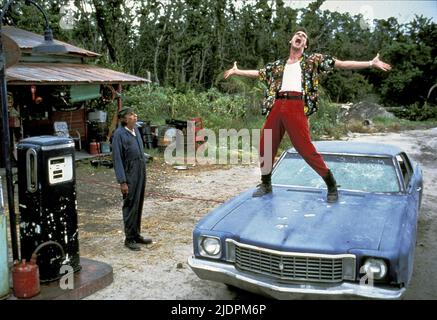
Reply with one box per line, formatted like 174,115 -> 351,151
322,170 -> 339,203
252,173 -> 272,197
135,235 -> 153,245
124,239 -> 141,251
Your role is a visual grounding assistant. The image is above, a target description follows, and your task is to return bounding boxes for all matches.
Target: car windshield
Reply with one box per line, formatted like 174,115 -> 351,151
272,152 -> 401,193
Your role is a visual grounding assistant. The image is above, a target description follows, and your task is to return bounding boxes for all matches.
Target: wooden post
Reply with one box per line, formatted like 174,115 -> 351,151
106,84 -> 122,142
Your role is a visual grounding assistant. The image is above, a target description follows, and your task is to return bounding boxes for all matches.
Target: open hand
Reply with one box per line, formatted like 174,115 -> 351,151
371,53 -> 391,71
224,61 -> 239,79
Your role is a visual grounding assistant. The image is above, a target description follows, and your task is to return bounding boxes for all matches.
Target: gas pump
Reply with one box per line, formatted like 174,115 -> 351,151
17,136 -> 81,282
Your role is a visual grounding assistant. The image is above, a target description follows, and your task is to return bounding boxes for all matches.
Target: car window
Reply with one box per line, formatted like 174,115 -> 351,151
396,153 -> 413,188
272,153 -> 401,193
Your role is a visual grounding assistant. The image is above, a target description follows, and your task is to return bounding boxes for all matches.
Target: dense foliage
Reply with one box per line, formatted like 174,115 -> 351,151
4,0 -> 436,120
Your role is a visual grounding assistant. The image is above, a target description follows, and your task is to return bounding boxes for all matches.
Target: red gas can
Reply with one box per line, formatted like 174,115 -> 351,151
89,140 -> 100,155
12,255 -> 40,298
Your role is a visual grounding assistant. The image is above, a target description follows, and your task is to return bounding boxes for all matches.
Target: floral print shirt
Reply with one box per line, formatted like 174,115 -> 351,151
258,53 -> 336,116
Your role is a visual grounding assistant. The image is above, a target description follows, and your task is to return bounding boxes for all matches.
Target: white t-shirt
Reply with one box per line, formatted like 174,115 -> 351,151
124,126 -> 136,136
280,61 -> 302,93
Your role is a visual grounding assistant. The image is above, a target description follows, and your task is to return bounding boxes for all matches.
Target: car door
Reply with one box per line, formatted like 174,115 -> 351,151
400,152 -> 422,212
396,152 -> 421,285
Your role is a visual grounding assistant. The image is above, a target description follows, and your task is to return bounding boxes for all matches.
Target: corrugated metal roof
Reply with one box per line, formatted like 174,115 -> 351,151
6,63 -> 149,85
2,26 -> 100,57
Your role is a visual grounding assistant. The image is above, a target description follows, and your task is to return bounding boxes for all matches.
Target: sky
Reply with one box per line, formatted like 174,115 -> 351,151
288,0 -> 437,24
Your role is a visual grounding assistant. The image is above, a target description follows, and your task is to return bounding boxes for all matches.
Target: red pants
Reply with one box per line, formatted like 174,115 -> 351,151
259,96 -> 329,177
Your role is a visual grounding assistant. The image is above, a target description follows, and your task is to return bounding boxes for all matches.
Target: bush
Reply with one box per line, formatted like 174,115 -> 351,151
323,71 -> 374,103
123,84 -> 351,141
122,84 -> 265,132
388,102 -> 437,121
309,90 -> 347,140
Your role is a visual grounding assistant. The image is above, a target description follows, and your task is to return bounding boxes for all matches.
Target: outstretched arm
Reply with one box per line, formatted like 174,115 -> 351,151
334,53 -> 391,71
224,61 -> 259,79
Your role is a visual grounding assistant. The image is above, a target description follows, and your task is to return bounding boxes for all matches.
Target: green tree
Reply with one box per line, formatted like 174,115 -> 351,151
3,0 -> 435,113
379,16 -> 436,106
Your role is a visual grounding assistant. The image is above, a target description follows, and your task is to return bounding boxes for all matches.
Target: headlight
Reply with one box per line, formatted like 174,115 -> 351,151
199,236 -> 221,258
361,258 -> 388,280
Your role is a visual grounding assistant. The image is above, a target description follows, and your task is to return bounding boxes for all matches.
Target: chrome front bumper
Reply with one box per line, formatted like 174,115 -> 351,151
188,256 -> 405,300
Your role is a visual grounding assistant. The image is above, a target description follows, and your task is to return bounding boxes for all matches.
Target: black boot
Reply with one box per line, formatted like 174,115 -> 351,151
322,170 -> 338,203
252,173 -> 272,197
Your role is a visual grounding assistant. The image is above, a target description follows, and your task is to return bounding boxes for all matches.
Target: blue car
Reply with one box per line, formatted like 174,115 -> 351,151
188,141 -> 423,299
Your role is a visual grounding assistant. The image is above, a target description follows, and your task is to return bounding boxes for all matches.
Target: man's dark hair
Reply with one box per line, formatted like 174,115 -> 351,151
118,107 -> 134,127
293,26 -> 309,47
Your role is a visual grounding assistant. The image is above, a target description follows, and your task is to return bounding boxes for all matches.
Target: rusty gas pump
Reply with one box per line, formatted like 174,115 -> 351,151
17,136 -> 81,282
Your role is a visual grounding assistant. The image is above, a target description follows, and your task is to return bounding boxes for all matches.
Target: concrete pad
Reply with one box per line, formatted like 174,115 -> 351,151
7,258 -> 113,300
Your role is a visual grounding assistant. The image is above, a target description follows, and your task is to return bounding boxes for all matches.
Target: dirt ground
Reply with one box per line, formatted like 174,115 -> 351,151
75,127 -> 437,300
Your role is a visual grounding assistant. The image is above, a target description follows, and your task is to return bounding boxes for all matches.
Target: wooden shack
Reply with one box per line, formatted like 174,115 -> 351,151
1,26 -> 149,158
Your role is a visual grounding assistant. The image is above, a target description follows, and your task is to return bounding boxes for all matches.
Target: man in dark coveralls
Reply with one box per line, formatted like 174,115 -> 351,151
112,107 -> 152,251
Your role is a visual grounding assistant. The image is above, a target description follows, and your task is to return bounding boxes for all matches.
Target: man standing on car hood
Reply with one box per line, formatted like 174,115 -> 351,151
224,27 -> 391,202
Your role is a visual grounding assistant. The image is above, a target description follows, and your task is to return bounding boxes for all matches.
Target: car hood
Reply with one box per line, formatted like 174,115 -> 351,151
209,187 -> 407,253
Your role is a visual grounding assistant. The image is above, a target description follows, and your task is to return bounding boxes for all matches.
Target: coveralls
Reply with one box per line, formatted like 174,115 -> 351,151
112,125 -> 147,241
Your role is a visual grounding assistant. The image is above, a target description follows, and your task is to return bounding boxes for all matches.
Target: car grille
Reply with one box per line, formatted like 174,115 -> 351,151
233,242 -> 354,283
